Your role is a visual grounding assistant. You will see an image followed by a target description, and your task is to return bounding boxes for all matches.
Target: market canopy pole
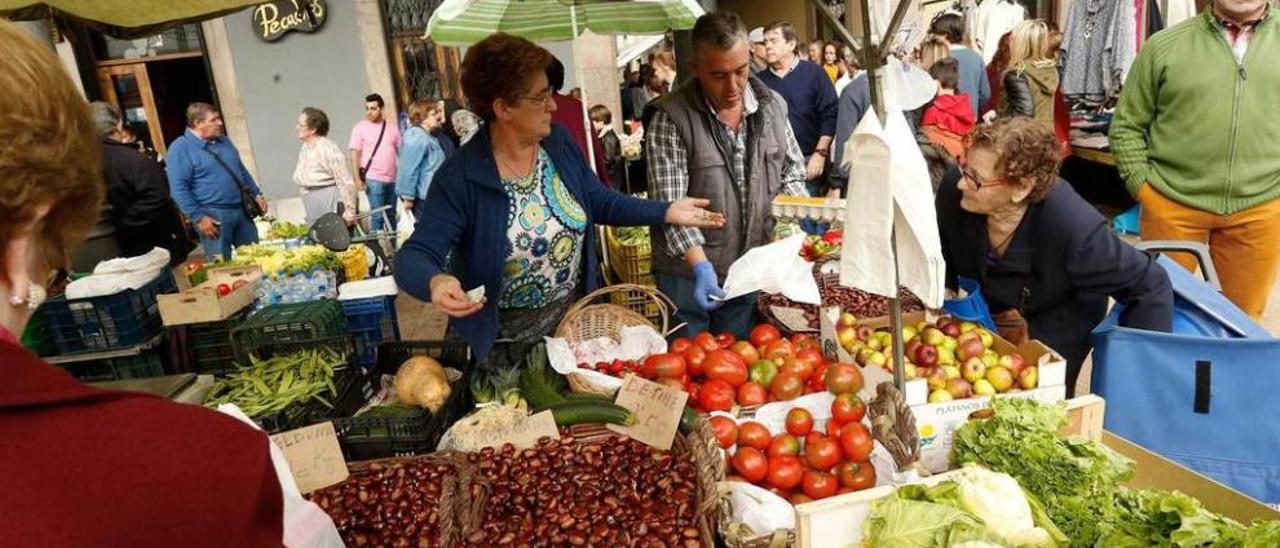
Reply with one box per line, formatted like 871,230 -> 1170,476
807,0 -> 913,391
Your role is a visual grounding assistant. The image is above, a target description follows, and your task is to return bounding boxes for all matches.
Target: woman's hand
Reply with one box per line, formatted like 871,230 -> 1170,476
429,274 -> 484,318
664,198 -> 726,228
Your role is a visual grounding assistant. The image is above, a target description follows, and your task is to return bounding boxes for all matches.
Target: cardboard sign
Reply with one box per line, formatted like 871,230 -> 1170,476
608,375 -> 689,451
270,421 -> 348,493
476,410 -> 560,451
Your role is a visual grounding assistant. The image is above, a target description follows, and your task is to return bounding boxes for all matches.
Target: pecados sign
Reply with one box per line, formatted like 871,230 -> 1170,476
252,0 -> 328,42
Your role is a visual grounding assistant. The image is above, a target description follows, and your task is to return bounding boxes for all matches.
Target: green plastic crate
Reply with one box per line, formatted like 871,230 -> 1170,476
230,300 -> 346,363
58,351 -> 166,382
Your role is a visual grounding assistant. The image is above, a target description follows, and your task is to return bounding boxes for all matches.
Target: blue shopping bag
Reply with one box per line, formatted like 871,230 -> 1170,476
1092,256 -> 1280,503
943,277 -> 997,331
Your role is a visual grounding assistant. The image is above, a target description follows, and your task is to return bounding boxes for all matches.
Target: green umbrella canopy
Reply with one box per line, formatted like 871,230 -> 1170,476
426,0 -> 704,45
0,0 -> 262,38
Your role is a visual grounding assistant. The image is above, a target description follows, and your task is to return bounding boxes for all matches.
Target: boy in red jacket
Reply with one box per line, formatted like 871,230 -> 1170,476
921,58 -> 976,162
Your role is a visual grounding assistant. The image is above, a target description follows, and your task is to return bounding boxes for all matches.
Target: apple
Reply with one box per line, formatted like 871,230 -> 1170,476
921,327 -> 945,346
904,362 -> 918,379
855,325 -> 875,342
926,367 -> 947,390
940,322 -> 962,338
929,389 -> 954,403
943,365 -> 961,379
961,357 -> 986,383
1017,366 -> 1039,389
999,354 -> 1027,377
856,348 -> 873,366
864,336 -> 883,352
960,321 -> 978,333
901,326 -> 918,343
981,350 -> 999,369
973,379 -> 997,396
985,366 -> 1014,392
876,332 -> 893,349
976,329 -> 994,348
945,377 -> 973,399
845,341 -> 864,357
936,346 -> 957,366
839,311 -> 858,328
866,351 -> 887,368
958,337 -> 985,361
904,340 -> 922,362
941,336 -> 958,352
837,326 -> 858,348
914,345 -> 939,368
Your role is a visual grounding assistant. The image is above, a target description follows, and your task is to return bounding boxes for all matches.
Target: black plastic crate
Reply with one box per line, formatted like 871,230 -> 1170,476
340,296 -> 400,370
256,366 -> 377,434
230,300 -> 346,363
167,309 -> 250,376
43,271 -> 177,354
333,340 -> 472,460
57,349 -> 168,383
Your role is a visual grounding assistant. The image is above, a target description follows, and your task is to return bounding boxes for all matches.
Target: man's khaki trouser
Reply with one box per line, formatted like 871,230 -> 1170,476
1138,184 -> 1280,319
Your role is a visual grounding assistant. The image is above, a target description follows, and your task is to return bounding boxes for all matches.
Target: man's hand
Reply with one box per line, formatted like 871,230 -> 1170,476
197,216 -> 221,239
255,196 -> 269,215
429,274 -> 485,318
805,153 -> 826,180
402,198 -> 415,211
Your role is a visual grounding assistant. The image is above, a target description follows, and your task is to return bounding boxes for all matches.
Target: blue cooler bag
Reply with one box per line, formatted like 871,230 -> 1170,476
1092,254 -> 1280,503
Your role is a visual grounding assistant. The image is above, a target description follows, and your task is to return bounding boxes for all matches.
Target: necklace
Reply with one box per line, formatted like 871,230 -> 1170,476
496,148 -> 537,181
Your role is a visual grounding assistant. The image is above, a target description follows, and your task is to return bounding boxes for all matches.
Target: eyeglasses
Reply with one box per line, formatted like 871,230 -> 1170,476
961,166 -> 1010,190
515,88 -> 555,106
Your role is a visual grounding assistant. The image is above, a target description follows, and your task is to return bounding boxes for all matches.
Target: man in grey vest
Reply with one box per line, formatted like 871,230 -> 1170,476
647,11 -> 809,339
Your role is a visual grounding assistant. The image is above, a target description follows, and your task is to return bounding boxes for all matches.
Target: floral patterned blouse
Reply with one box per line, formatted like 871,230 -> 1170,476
498,148 -> 587,309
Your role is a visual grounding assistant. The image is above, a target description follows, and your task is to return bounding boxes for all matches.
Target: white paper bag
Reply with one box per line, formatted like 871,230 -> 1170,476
721,234 -> 820,305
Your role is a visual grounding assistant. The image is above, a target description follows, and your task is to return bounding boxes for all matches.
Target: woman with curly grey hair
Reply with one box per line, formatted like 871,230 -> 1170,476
935,117 -> 1173,395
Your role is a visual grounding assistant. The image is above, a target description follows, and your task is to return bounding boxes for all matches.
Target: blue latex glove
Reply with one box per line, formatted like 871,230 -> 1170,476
692,260 -> 726,311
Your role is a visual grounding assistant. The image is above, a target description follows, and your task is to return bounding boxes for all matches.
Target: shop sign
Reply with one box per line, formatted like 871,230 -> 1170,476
252,0 -> 328,42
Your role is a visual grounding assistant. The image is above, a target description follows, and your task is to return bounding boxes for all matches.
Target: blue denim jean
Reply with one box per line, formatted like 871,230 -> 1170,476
656,272 -> 758,340
365,179 -> 397,233
198,206 -> 259,261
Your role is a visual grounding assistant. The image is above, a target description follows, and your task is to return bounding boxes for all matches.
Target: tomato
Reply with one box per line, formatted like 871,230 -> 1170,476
767,433 -> 801,458
737,421 -> 772,451
764,339 -> 795,364
789,493 -> 814,505
780,356 -> 815,382
804,437 -> 842,470
749,324 -> 782,348
704,350 -> 749,387
766,455 -> 805,490
824,363 -> 865,395
684,381 -> 701,408
670,337 -> 692,354
785,408 -> 814,436
804,432 -> 826,449
640,353 -> 686,380
822,230 -> 843,246
216,283 -> 232,296
656,377 -> 684,390
715,333 -> 736,349
683,346 -> 708,377
699,379 -> 736,412
837,461 -> 876,491
747,359 -> 779,386
825,420 -> 843,439
708,415 -> 738,448
729,341 -> 761,364
808,363 -> 829,393
768,372 -> 805,402
801,470 -> 839,500
693,332 -> 720,352
839,422 -> 874,462
796,348 -> 826,366
791,334 -> 820,352
736,382 -> 768,406
831,393 -> 867,424
731,447 -> 768,483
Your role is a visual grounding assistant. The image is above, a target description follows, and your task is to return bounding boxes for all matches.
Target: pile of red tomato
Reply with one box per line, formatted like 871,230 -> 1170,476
613,324 -> 864,412
710,393 -> 877,503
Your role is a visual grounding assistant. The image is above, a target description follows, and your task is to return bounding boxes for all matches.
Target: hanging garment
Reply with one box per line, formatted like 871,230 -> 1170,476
974,0 -> 1028,64
1061,0 -> 1137,101
1161,0 -> 1196,26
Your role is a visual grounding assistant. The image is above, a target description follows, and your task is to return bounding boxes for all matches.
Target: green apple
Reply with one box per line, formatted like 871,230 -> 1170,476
839,311 -> 858,328
925,367 -> 946,390
929,389 -> 954,403
937,346 -> 956,366
921,327 -> 945,346
943,365 -> 961,379
867,350 -> 887,368
977,329 -> 994,348
985,366 -> 1014,392
902,325 -> 918,342
960,321 -> 978,333
973,379 -> 997,396
941,337 -> 958,352
981,350 -> 999,369
961,357 -> 986,383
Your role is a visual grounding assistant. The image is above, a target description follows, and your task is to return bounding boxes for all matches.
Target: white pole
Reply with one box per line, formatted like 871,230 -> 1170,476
571,4 -> 600,176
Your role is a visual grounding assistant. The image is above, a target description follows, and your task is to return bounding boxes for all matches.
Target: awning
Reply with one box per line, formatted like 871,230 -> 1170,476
0,0 -> 263,38
615,35 -> 664,68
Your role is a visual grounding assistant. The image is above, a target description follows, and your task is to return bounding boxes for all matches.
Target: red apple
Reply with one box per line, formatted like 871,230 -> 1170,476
914,345 -> 939,368
1017,366 -> 1039,389
945,377 -> 974,399
999,354 -> 1027,377
940,322 -> 962,338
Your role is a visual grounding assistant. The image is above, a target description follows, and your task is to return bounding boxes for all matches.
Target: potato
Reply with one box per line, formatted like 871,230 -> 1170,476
394,356 -> 451,412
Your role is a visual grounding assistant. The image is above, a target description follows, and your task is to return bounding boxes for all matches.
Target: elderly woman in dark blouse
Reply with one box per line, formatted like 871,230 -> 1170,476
936,117 -> 1173,393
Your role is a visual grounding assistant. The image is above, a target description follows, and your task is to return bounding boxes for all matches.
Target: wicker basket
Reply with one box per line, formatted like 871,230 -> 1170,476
604,226 -> 652,283
555,283 -> 675,395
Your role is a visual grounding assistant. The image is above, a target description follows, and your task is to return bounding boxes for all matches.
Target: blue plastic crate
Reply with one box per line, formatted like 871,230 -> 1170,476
44,271 -> 177,354
340,296 -> 400,369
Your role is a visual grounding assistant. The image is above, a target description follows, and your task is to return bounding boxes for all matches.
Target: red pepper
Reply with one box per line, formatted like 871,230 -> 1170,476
822,230 -> 843,246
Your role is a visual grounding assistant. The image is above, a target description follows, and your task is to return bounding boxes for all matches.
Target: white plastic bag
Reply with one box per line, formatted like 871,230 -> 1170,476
721,234 -> 820,304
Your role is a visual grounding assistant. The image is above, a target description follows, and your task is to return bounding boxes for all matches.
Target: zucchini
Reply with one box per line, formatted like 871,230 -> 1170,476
533,400 -> 636,427
564,391 -> 614,403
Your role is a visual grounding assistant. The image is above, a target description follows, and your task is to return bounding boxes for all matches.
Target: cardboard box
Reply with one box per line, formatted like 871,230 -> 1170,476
792,397 -> 1279,548
158,265 -> 261,326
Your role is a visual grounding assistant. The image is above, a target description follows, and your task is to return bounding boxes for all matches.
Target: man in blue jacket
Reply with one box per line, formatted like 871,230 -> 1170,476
166,102 -> 266,260
757,20 -> 839,197
930,13 -> 990,120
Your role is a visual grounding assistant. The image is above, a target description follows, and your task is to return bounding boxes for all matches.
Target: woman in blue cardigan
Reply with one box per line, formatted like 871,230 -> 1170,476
395,33 -> 723,361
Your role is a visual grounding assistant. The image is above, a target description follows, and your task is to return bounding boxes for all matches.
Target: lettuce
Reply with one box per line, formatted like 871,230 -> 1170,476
864,497 -> 983,547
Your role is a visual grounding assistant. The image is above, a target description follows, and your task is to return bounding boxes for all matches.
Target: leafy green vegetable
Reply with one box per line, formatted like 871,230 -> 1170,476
864,497 -> 983,547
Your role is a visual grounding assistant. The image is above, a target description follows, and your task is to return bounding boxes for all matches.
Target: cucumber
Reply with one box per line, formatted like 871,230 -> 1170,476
564,392 -> 614,403
533,401 -> 636,427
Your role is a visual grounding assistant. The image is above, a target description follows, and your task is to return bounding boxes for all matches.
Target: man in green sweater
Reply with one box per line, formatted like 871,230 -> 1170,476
1111,0 -> 1280,319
